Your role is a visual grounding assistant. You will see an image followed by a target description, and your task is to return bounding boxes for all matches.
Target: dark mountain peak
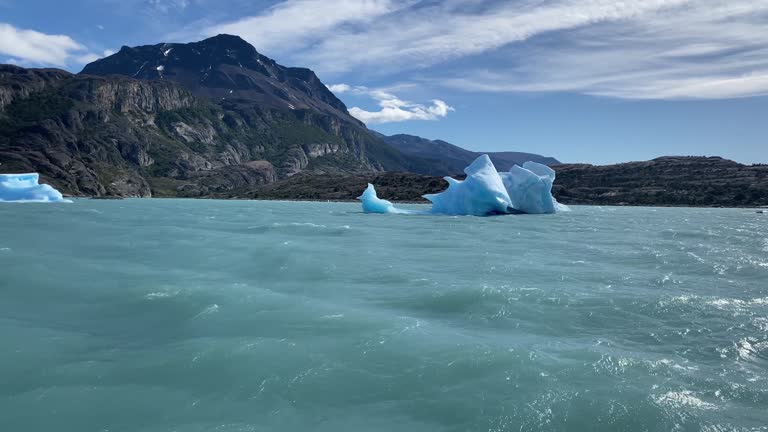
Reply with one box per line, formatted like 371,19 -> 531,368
196,34 -> 262,57
185,34 -> 266,66
80,35 -> 354,123
203,33 -> 251,46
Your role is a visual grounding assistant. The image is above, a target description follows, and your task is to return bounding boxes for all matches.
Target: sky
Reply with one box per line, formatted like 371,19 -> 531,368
1,0 -> 767,164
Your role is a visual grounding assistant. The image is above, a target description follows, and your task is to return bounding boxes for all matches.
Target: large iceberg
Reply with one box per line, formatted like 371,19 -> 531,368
0,173 -> 70,203
359,155 -> 568,216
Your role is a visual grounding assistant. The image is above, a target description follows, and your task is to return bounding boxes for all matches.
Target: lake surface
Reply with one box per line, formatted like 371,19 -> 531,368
1,200 -> 767,431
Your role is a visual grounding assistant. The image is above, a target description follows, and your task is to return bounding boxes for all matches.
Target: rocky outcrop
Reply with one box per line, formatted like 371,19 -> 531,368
0,66 -> 71,111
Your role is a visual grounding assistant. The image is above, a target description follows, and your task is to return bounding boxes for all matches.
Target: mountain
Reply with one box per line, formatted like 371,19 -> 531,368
81,34 -> 356,124
0,35 -> 432,197
378,133 -> 560,173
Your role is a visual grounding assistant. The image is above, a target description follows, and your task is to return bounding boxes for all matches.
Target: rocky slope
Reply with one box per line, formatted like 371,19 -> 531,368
378,133 -> 560,173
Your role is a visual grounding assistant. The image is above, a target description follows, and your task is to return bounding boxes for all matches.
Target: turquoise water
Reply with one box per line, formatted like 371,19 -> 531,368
1,199 -> 767,431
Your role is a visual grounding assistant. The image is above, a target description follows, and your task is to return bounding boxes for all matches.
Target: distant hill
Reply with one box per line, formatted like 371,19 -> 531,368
208,156 -> 768,208
377,133 -> 560,174
551,156 -> 768,207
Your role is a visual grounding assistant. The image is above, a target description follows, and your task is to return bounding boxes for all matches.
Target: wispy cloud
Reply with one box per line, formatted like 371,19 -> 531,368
73,49 -> 115,66
440,1 -> 768,99
331,84 -> 454,124
0,23 -> 96,66
146,0 -> 190,14
193,0 -> 768,100
301,0 -> 693,74
199,0 -> 690,72
206,0 -> 404,53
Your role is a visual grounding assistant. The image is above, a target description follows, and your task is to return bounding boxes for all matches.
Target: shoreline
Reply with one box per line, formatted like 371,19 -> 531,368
72,195 -> 768,210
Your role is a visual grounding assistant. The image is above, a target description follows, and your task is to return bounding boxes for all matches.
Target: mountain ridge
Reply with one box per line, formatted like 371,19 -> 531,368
377,133 -> 559,174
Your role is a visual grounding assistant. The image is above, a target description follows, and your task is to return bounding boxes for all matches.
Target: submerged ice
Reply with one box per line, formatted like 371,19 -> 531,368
359,155 -> 568,216
0,173 -> 69,203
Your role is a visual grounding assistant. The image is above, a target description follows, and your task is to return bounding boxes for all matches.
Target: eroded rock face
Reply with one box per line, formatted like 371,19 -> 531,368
176,161 -> 278,197
303,143 -> 341,159
171,121 -> 217,145
0,65 -> 71,111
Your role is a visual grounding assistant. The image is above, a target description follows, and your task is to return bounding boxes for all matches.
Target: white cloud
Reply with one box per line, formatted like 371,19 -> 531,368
0,22 -> 92,66
302,0 -> 693,74
74,53 -> 102,64
206,0 -> 404,53
194,0 -> 768,100
327,83 -> 352,93
147,0 -> 190,13
440,1 -> 768,99
334,84 -> 454,124
75,49 -> 116,65
200,0 -> 691,73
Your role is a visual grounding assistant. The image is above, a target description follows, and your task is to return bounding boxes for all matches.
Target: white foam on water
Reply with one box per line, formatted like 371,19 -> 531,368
272,222 -> 328,228
753,317 -> 768,332
193,304 -> 219,319
144,290 -> 180,300
653,391 -> 718,410
707,297 -> 768,311
735,338 -> 763,361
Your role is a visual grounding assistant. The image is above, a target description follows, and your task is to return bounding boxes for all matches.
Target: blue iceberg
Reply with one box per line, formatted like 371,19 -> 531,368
359,155 -> 568,216
0,173 -> 70,203
358,184 -> 403,214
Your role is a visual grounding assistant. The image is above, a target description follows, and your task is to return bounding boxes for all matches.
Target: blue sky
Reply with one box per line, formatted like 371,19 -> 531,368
1,0 -> 767,164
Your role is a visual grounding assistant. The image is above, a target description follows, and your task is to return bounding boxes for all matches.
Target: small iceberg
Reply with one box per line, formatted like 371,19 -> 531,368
0,173 -> 70,203
358,184 -> 405,214
359,155 -> 568,216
